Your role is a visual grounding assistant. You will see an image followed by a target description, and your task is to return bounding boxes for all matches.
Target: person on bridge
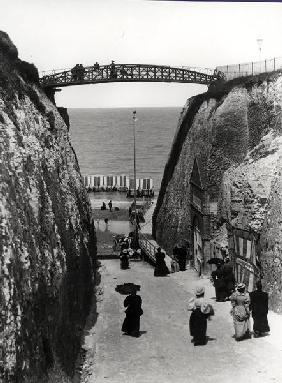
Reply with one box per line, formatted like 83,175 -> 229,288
122,287 -> 143,337
250,280 -> 270,337
230,283 -> 251,341
188,286 -> 214,346
154,247 -> 169,277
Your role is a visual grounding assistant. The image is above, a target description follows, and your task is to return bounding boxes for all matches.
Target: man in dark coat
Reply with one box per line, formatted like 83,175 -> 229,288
250,280 -> 270,337
211,263 -> 226,302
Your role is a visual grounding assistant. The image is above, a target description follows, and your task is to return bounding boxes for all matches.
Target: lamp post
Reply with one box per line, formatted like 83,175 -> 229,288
132,110 -> 138,246
257,38 -> 263,72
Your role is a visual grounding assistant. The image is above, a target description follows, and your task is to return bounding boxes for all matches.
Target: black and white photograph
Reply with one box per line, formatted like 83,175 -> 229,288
1,0 -> 282,382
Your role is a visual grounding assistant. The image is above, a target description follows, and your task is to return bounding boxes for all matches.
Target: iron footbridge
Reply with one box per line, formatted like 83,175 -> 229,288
40,63 -> 223,88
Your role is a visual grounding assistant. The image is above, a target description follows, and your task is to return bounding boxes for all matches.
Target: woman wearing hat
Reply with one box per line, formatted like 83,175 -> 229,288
122,286 -> 143,337
188,286 -> 214,346
230,283 -> 251,341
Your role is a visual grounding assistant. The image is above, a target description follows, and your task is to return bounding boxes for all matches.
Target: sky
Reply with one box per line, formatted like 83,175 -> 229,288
1,0 -> 282,108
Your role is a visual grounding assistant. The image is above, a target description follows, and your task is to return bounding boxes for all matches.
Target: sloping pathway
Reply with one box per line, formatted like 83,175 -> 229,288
80,260 -> 282,383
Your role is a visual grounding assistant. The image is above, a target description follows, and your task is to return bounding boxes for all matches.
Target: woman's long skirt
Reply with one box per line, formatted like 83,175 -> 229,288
252,314 -> 270,334
189,309 -> 207,345
233,318 -> 250,340
122,313 -> 141,336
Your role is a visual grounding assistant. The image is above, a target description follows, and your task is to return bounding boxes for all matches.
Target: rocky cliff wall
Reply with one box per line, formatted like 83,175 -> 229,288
153,71 -> 282,312
0,32 -> 97,381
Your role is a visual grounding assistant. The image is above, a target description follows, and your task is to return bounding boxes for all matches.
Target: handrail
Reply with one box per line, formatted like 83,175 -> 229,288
216,56 -> 282,80
138,233 -> 158,263
39,63 -> 220,88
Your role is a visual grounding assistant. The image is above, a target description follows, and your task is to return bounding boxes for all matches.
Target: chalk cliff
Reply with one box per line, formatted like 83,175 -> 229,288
153,71 -> 282,312
0,32 -> 96,381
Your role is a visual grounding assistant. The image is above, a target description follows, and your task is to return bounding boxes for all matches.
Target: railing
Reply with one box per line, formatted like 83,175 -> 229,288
39,63 -> 219,88
138,233 -> 158,264
216,56 -> 282,81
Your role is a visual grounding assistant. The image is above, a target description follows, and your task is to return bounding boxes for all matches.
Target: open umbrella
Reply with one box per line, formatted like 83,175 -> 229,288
115,283 -> 141,295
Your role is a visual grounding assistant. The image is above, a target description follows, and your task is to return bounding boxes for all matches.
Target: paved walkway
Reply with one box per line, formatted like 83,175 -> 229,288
80,260 -> 282,383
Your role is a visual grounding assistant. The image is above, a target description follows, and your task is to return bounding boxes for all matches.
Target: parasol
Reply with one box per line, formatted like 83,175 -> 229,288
207,258 -> 224,266
115,283 -> 141,295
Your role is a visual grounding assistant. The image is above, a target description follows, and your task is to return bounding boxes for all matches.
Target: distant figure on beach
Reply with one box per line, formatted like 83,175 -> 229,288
122,287 -> 143,337
101,202 -> 107,210
188,286 -> 214,346
108,200 -> 113,212
250,280 -> 270,337
154,247 -> 169,277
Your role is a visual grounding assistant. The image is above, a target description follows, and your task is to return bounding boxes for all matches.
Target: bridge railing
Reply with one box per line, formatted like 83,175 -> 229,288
39,63 -> 218,87
216,56 -> 282,81
138,233 -> 158,264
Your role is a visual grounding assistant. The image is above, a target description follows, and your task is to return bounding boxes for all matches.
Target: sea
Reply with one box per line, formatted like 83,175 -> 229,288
68,107 -> 182,193
68,107 -> 181,237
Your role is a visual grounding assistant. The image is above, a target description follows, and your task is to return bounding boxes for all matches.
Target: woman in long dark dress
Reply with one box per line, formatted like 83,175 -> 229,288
188,286 -> 214,346
122,290 -> 143,337
120,249 -> 129,269
250,280 -> 270,337
154,247 -> 169,276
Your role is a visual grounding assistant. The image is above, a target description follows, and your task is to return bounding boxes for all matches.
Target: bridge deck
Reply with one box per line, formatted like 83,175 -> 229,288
40,63 -> 219,88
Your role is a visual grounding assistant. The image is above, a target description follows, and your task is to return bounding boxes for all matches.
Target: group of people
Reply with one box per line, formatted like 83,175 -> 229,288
71,64 -> 85,81
119,236 -> 142,269
100,200 -> 113,211
230,280 -> 270,340
187,279 -> 270,346
154,245 -> 189,276
121,278 -> 270,343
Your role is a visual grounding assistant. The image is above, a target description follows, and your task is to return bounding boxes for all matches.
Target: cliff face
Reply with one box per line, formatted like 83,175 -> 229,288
0,32 -> 96,381
153,71 -> 282,312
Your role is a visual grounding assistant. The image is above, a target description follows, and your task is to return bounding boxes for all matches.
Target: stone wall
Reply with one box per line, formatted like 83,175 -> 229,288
0,31 -> 97,381
154,71 -> 282,312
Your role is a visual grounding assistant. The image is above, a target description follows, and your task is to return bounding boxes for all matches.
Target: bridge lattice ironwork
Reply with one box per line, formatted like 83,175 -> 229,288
40,63 -> 220,88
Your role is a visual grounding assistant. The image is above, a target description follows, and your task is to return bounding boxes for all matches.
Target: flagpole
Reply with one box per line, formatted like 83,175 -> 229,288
132,110 -> 138,244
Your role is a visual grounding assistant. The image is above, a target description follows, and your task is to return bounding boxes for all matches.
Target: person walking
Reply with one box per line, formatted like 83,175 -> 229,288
222,256 -> 235,299
122,288 -> 143,337
211,263 -> 226,302
188,286 -> 214,346
250,280 -> 270,337
120,249 -> 130,269
230,283 -> 251,341
108,200 -> 113,212
154,247 -> 169,277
